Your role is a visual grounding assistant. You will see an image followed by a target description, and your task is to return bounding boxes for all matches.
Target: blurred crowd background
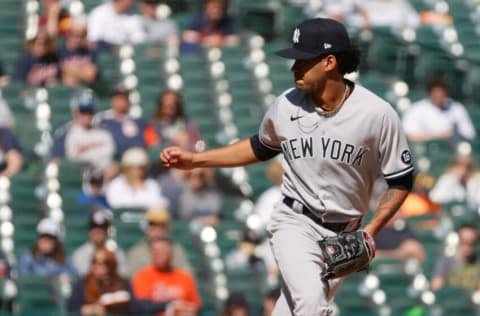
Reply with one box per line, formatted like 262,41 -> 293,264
0,0 -> 479,315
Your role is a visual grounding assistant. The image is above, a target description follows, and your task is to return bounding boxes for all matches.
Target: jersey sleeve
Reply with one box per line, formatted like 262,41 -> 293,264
250,98 -> 282,161
379,108 -> 414,181
258,98 -> 283,150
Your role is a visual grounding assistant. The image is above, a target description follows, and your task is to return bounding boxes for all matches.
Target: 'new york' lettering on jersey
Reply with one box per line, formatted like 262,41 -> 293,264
258,80 -> 414,221
280,136 -> 368,167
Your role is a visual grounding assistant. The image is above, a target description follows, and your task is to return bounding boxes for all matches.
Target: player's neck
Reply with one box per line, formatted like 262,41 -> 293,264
312,80 -> 349,114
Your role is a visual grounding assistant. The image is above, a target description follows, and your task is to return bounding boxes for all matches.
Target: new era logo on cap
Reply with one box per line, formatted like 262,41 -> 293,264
293,28 -> 301,44
276,18 -> 352,60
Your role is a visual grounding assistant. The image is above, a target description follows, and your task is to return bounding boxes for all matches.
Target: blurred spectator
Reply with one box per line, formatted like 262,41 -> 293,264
398,172 -> 441,218
144,90 -> 200,150
51,90 -> 115,172
87,0 -> 145,47
93,87 -> 147,160
132,237 -> 201,315
0,57 -> 10,87
402,77 -> 476,142
0,127 -> 23,178
105,147 -> 168,210
0,95 -> 15,128
363,0 -> 420,29
39,0 -> 71,38
220,291 -> 250,316
374,213 -> 426,263
323,0 -> 370,30
253,160 -> 283,229
18,218 -> 77,279
127,208 -> 192,277
178,168 -> 221,226
0,58 -> 14,128
72,211 -> 128,277
262,287 -> 281,316
68,247 -> 134,315
429,153 -> 480,209
0,251 -> 11,280
157,169 -> 184,218
13,30 -> 60,86
137,0 -> 179,47
182,0 -> 239,50
77,168 -> 111,211
225,228 -> 278,283
59,19 -> 98,88
225,228 -> 264,270
431,224 -> 480,291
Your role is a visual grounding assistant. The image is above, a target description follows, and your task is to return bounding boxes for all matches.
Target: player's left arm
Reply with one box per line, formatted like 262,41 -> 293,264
364,186 -> 410,237
364,107 -> 415,237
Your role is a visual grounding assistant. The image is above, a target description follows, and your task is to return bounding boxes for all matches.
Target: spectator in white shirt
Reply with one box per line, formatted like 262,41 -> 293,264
429,153 -> 480,209
106,147 -> 168,210
253,160 -> 283,230
402,77 -> 476,142
323,0 -> 370,31
51,90 -> 115,172
87,0 -> 145,47
137,0 -> 179,47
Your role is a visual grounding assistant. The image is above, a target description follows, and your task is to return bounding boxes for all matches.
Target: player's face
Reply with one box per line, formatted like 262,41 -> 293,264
291,56 -> 328,93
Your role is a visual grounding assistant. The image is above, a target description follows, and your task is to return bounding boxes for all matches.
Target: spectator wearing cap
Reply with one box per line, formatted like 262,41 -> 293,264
136,0 -> 179,47
105,147 -> 168,210
93,87 -> 148,160
59,18 -> 98,88
132,237 -> 201,315
127,209 -> 192,277
0,127 -> 23,178
87,0 -> 145,47
18,218 -> 77,279
72,211 -> 128,277
182,0 -> 239,51
77,167 -> 111,211
220,291 -> 250,316
51,90 -> 115,172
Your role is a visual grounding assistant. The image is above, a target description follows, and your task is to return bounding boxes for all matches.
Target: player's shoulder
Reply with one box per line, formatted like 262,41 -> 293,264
353,84 -> 399,117
271,87 -> 305,109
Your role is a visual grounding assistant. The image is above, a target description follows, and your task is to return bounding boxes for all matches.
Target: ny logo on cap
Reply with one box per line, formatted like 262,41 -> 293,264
293,28 -> 300,44
324,43 -> 332,49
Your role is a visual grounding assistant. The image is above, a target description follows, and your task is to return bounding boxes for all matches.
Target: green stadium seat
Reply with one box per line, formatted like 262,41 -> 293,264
17,276 -> 66,316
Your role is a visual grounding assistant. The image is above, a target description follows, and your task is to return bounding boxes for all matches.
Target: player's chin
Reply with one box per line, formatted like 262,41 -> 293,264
295,81 -> 310,92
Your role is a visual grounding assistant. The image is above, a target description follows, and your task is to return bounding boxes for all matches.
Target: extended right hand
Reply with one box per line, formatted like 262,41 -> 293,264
160,146 -> 196,170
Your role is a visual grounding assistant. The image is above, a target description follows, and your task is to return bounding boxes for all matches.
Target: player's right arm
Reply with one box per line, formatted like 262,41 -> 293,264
160,138 -> 260,170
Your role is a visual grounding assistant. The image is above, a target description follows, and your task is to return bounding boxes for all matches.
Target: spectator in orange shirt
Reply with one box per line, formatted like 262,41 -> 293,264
132,237 -> 200,316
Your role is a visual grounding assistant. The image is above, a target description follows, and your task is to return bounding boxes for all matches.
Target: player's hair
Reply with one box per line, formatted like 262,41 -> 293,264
333,45 -> 361,75
426,76 -> 449,93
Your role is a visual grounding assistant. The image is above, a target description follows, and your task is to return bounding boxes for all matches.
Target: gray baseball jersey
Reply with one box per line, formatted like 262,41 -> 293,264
257,80 -> 413,221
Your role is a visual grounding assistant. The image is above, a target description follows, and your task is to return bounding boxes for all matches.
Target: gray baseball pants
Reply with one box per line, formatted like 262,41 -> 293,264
267,201 -> 344,316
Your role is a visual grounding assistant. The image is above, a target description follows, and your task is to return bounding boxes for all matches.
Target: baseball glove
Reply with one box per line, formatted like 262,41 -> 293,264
319,230 -> 376,280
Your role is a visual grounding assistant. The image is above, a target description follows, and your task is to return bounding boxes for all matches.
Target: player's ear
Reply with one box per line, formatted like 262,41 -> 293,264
323,55 -> 338,72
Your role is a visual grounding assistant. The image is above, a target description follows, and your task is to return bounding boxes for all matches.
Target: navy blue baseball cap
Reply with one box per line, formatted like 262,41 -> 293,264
71,89 -> 97,113
276,18 -> 352,60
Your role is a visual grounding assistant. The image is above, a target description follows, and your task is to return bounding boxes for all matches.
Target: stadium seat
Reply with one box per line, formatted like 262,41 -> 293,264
16,276 -> 66,316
